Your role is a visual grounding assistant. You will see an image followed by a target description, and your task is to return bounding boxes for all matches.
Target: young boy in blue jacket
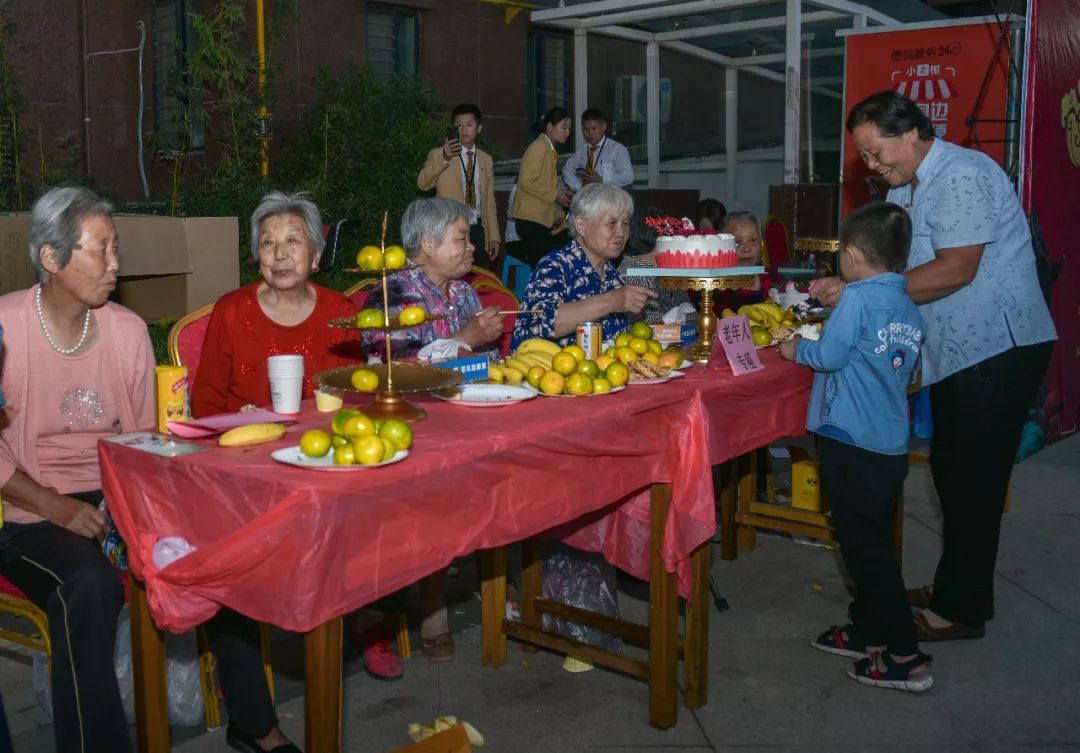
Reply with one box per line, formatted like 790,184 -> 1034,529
780,202 -> 931,692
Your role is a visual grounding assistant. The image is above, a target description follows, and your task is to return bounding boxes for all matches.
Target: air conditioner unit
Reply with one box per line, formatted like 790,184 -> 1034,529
614,75 -> 672,125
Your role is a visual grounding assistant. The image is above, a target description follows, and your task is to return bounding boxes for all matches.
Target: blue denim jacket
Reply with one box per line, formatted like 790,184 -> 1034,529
796,274 -> 924,455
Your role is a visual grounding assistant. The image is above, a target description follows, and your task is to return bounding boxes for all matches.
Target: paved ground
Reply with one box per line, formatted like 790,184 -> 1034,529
4,435 -> 1079,752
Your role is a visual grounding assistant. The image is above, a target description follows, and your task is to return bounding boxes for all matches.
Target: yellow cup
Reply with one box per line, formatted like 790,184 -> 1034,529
154,365 -> 188,433
314,389 -> 343,413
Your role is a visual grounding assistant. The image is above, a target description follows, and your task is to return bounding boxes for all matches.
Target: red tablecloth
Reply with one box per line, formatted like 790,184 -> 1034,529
100,350 -> 810,633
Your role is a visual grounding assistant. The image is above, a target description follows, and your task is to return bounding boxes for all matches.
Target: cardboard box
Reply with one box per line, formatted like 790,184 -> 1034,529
390,724 -> 472,753
788,446 -> 827,512
432,353 -> 490,383
0,213 -> 239,321
651,322 -> 697,346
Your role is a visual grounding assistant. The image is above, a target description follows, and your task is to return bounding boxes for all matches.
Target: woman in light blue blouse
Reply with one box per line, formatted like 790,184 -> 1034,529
813,91 -> 1056,643
511,184 -> 656,350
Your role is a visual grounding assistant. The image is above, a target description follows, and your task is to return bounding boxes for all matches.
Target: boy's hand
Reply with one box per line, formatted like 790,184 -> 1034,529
808,276 -> 845,306
442,138 -> 462,160
779,335 -> 800,361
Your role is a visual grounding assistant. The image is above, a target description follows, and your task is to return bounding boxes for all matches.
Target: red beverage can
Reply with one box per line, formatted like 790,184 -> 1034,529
576,322 -> 602,360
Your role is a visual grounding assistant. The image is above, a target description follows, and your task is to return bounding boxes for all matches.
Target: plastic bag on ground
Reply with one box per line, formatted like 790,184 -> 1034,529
114,608 -> 204,726
541,543 -> 622,651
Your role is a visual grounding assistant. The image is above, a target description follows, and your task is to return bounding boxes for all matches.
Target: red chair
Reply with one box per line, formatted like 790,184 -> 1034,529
762,215 -> 790,268
167,303 -> 214,387
344,277 -> 380,310
465,266 -> 520,357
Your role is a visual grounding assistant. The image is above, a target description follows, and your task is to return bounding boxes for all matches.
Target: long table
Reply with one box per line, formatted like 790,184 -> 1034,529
100,349 -> 810,752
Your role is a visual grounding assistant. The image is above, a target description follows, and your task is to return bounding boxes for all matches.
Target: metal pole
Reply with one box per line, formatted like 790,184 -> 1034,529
783,0 -> 801,184
574,28 -> 588,150
1005,22 -> 1024,183
256,0 -> 270,178
646,41 -> 661,187
725,67 -> 737,201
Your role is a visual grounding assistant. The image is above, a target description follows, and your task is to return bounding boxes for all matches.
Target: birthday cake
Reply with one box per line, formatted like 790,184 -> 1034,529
646,216 -> 738,269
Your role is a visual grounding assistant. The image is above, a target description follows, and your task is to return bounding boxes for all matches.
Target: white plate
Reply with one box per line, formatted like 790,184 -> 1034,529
271,446 -> 409,472
629,369 -> 685,386
535,385 -> 627,398
432,383 -> 537,407
680,360 -> 694,369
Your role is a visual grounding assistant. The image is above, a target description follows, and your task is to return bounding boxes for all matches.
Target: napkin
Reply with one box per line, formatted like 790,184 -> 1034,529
417,338 -> 471,361
153,536 -> 197,570
661,303 -> 697,324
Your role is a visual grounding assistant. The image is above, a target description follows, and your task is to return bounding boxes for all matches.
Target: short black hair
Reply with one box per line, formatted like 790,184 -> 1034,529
625,205 -> 666,256
542,107 -> 572,128
840,202 -> 912,273
581,108 -> 606,124
846,90 -> 934,140
451,103 -> 482,124
696,198 -> 726,229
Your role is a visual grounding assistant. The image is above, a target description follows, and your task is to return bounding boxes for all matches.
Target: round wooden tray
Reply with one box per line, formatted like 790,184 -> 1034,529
314,362 -> 461,394
328,313 -> 445,332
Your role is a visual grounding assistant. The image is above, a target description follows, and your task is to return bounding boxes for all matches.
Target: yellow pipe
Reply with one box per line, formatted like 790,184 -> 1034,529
256,0 -> 269,177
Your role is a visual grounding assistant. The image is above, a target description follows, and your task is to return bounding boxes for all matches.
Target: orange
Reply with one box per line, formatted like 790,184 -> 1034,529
596,355 -> 615,371
565,372 -> 593,396
331,434 -> 350,447
356,245 -> 384,271
751,327 -> 773,346
658,351 -> 682,369
551,352 -> 578,376
299,429 -> 331,458
561,344 -> 586,362
576,359 -> 600,378
350,368 -> 379,392
331,408 -> 361,436
641,351 -> 660,365
603,346 -> 617,359
343,413 -> 377,440
332,444 -> 356,466
356,309 -> 384,328
605,361 -> 630,388
614,333 -> 631,348
398,306 -> 427,326
628,337 -> 649,355
592,377 -> 612,394
539,371 -> 565,395
615,346 -> 638,365
383,245 -> 407,270
378,419 -> 413,451
646,339 -> 663,355
353,435 -> 385,466
630,321 -> 653,340
526,365 -> 546,389
380,436 -> 398,462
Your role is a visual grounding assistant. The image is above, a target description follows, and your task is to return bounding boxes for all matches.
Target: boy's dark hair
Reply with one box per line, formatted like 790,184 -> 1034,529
542,107 -> 572,128
696,198 -> 727,229
581,108 -> 606,124
840,202 -> 912,273
450,103 -> 482,124
846,90 -> 934,141
625,205 -> 666,256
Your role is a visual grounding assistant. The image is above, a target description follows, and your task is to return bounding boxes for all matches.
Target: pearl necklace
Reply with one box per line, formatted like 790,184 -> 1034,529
36,285 -> 91,355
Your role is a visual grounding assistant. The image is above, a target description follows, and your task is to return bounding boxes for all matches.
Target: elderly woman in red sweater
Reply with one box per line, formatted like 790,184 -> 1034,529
192,190 -> 360,417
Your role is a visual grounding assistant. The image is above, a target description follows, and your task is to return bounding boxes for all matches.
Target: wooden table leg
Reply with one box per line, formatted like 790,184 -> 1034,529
479,547 -> 507,668
736,452 -> 758,552
520,537 -> 543,654
718,461 -> 737,561
683,541 -> 711,709
130,576 -> 170,753
648,483 -> 678,729
304,618 -> 343,753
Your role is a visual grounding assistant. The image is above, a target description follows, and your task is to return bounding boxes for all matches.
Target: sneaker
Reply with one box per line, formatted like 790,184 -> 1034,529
847,652 -> 934,693
349,624 -> 404,680
811,624 -> 877,659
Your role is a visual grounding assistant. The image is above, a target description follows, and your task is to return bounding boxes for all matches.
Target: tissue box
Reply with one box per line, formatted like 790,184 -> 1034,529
431,354 -> 490,383
651,323 -> 697,345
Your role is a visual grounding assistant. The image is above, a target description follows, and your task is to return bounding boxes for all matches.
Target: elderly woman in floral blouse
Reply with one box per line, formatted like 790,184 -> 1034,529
363,198 -> 502,358
511,183 -> 656,349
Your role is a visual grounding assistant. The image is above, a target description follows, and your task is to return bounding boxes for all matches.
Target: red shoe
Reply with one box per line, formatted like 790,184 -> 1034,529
350,624 -> 404,680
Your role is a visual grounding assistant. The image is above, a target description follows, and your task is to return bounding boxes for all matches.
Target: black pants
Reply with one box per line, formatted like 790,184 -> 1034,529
0,492 -> 278,749
819,437 -> 916,655
513,218 -> 566,267
928,341 -> 1053,626
468,223 -> 498,273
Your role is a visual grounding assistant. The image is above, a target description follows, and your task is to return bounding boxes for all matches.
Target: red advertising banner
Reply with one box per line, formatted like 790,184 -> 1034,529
1020,0 -> 1080,441
841,21 -> 1011,215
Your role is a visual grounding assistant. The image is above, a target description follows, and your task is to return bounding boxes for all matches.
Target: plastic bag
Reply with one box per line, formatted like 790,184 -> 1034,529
541,543 -> 621,651
114,609 -> 205,727
31,650 -> 51,717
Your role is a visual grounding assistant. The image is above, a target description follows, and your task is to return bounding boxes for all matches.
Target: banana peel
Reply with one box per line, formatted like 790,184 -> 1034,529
407,716 -> 485,747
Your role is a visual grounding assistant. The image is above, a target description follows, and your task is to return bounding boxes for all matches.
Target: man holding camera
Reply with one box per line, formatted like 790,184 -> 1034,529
417,103 -> 501,272
562,108 -> 635,192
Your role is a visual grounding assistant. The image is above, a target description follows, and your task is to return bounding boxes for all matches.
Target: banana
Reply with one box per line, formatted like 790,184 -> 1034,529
517,337 -> 561,357
504,356 -> 531,374
721,308 -> 736,318
218,423 -> 286,447
487,363 -> 505,383
517,352 -> 552,369
501,366 -> 524,385
736,304 -> 754,318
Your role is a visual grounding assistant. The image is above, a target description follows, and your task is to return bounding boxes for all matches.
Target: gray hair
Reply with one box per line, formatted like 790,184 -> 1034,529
721,210 -> 761,236
569,183 -> 634,239
28,186 -> 115,282
400,197 -> 470,258
249,190 -> 325,259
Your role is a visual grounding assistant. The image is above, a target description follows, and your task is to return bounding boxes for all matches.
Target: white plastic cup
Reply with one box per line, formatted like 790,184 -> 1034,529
267,355 -> 304,413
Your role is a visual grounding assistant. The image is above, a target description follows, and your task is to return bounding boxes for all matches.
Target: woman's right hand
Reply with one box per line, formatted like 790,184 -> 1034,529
608,285 -> 658,314
808,276 -> 845,306
54,495 -> 107,540
455,306 -> 504,348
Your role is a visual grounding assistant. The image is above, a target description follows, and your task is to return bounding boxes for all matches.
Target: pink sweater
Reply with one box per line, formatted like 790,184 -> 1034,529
0,286 -> 155,524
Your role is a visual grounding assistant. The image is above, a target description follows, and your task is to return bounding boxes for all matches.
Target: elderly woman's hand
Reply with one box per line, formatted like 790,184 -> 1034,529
455,306 -> 504,349
607,284 -> 658,314
808,276 -> 845,307
779,335 -> 800,362
54,494 -> 108,540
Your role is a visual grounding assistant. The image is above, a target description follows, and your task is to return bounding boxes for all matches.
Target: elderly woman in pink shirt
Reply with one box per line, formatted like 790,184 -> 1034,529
0,188 -> 299,753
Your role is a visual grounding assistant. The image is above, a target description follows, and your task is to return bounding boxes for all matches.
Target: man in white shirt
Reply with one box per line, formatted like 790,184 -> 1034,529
562,108 -> 634,191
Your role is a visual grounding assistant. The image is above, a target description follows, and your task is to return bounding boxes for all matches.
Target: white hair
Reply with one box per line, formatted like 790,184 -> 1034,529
569,183 -> 633,239
400,197 -> 470,258
28,186 -> 114,282
250,190 -> 325,259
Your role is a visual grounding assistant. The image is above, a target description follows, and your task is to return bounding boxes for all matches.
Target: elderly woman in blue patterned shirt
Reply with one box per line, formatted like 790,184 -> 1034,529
813,91 -> 1056,645
363,197 -> 503,358
511,183 -> 656,349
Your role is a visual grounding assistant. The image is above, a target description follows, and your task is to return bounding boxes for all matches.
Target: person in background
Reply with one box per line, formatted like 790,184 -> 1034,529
696,198 -> 727,231
712,210 -> 777,312
562,108 -> 634,191
417,103 -> 501,272
510,107 -> 574,266
503,183 -> 525,262
781,202 -> 931,692
617,205 -> 692,324
511,184 -> 656,349
815,91 -> 1057,642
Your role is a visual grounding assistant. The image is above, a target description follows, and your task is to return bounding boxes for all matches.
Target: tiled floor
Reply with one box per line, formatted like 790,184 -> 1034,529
4,435 -> 1079,752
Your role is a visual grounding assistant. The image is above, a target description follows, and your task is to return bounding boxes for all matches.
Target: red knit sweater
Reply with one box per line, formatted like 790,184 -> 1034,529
192,283 -> 361,417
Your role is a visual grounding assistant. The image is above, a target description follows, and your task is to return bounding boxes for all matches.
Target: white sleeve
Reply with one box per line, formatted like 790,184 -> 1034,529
563,149 -> 584,191
611,142 -> 635,188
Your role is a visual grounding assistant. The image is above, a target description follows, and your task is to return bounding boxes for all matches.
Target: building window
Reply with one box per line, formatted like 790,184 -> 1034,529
367,4 -> 419,82
528,31 -> 570,135
152,0 -> 204,153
